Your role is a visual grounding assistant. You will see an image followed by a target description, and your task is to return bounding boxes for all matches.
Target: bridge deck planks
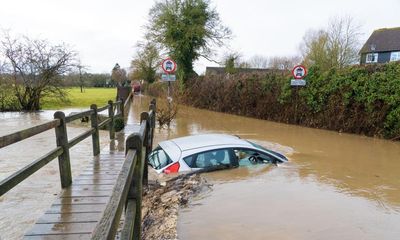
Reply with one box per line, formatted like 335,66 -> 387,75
23,150 -> 126,239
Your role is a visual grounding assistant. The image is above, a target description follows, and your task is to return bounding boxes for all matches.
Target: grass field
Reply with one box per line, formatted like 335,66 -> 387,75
42,87 -> 117,110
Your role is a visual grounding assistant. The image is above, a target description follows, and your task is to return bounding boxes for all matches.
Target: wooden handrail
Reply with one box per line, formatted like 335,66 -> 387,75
0,97 -> 131,196
91,149 -> 138,239
124,92 -> 133,109
0,119 -> 60,149
65,109 -> 94,123
0,147 -> 63,196
121,199 -> 137,239
113,100 -> 122,107
98,118 -> 112,129
97,104 -> 109,112
68,128 -> 96,148
91,98 -> 157,240
1,96 -> 157,240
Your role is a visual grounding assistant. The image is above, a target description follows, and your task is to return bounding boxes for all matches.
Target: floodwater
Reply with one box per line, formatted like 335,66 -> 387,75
0,109 -> 111,239
130,95 -> 400,240
2,95 -> 400,239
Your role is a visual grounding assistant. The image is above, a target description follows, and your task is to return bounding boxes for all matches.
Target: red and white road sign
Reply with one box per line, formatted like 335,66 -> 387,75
292,65 -> 307,79
161,58 -> 177,74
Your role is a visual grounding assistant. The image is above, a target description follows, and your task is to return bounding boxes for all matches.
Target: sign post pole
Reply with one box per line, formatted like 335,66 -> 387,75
168,81 -> 171,98
161,58 -> 177,109
290,65 -> 308,123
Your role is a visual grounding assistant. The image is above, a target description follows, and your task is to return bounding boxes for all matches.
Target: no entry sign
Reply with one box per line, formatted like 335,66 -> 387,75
292,65 -> 307,79
161,58 -> 177,74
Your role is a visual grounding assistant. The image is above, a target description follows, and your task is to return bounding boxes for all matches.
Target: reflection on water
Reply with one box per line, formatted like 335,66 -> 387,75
0,110 -> 111,239
130,95 -> 400,240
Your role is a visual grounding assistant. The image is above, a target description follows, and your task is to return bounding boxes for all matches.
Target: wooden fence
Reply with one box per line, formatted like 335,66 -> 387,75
0,93 -> 158,239
0,94 -> 133,196
92,98 -> 157,239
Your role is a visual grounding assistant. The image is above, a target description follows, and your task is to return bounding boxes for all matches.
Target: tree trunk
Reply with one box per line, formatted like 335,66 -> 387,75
21,89 -> 41,111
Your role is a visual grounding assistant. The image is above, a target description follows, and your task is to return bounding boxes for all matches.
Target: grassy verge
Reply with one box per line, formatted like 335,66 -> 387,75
42,87 -> 117,109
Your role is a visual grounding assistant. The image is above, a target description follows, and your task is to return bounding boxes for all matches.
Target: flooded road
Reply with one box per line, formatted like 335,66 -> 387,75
0,110 -> 111,239
130,96 -> 400,240
1,95 -> 399,239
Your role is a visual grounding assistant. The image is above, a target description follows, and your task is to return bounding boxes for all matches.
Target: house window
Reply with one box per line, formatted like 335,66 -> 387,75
366,53 -> 378,63
390,52 -> 400,61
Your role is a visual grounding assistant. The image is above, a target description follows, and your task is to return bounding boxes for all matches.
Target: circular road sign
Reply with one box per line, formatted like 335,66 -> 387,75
161,58 -> 177,74
292,65 -> 307,79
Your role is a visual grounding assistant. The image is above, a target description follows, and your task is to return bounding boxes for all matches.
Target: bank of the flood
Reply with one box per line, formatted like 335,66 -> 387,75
141,174 -> 210,240
131,95 -> 400,240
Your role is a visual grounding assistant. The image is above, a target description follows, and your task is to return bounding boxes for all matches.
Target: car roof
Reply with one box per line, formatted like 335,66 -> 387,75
158,134 -> 253,160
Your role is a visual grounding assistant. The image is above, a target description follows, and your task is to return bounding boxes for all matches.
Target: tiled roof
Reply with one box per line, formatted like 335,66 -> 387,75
360,27 -> 400,53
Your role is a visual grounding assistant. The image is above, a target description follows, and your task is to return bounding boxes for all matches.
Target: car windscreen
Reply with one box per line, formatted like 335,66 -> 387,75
246,140 -> 287,160
148,146 -> 172,170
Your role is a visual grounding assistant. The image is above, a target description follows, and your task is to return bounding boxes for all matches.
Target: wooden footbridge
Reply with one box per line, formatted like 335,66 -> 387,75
0,94 -> 156,239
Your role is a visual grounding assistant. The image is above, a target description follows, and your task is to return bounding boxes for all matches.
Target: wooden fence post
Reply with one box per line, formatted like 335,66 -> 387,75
149,100 -> 156,151
120,98 -> 124,119
54,111 -> 72,188
90,104 -> 100,156
108,100 -> 115,140
125,133 -> 143,240
140,112 -> 150,186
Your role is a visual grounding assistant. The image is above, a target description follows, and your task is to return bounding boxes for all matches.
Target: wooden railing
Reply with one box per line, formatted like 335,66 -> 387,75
0,94 -> 132,196
92,98 -> 157,240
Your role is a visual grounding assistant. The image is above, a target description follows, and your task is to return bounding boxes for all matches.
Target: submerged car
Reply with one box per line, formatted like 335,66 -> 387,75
147,134 -> 288,174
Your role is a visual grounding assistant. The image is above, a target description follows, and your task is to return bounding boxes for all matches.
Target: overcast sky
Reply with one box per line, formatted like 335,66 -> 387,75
1,0 -> 399,74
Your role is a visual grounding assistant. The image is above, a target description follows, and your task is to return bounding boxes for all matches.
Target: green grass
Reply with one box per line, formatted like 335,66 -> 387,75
42,87 -> 117,109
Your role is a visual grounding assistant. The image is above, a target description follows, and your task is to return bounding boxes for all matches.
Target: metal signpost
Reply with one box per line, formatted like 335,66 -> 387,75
290,65 -> 307,123
161,58 -> 177,98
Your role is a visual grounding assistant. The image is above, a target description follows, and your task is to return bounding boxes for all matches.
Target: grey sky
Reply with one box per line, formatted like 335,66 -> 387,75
1,0 -> 399,74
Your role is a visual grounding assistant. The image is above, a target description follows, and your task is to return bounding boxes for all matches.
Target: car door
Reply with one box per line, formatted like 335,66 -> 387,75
183,148 -> 236,170
232,148 -> 279,166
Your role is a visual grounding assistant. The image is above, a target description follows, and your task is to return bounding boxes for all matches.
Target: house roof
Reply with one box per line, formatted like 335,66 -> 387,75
360,27 -> 400,54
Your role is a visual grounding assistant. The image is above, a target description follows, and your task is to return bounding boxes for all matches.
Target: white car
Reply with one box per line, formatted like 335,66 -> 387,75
147,134 -> 288,174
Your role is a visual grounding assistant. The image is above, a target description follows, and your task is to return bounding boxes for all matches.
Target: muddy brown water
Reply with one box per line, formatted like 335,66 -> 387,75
130,96 -> 400,240
1,96 -> 400,239
0,109 -> 113,239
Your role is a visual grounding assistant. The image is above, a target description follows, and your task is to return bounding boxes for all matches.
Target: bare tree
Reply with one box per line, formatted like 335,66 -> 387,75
248,55 -> 269,69
326,16 -> 362,67
300,16 -> 362,70
269,56 -> 301,70
300,29 -> 329,69
0,32 -> 77,110
111,63 -> 128,86
76,62 -> 88,93
130,41 -> 160,84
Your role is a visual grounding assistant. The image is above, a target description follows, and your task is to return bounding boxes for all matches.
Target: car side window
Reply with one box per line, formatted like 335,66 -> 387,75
233,148 -> 276,166
148,147 -> 172,170
184,149 -> 231,168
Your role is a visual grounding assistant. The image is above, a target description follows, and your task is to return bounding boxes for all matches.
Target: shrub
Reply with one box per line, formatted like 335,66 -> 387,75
157,101 -> 178,128
179,62 -> 400,139
0,83 -> 21,111
113,117 -> 125,132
